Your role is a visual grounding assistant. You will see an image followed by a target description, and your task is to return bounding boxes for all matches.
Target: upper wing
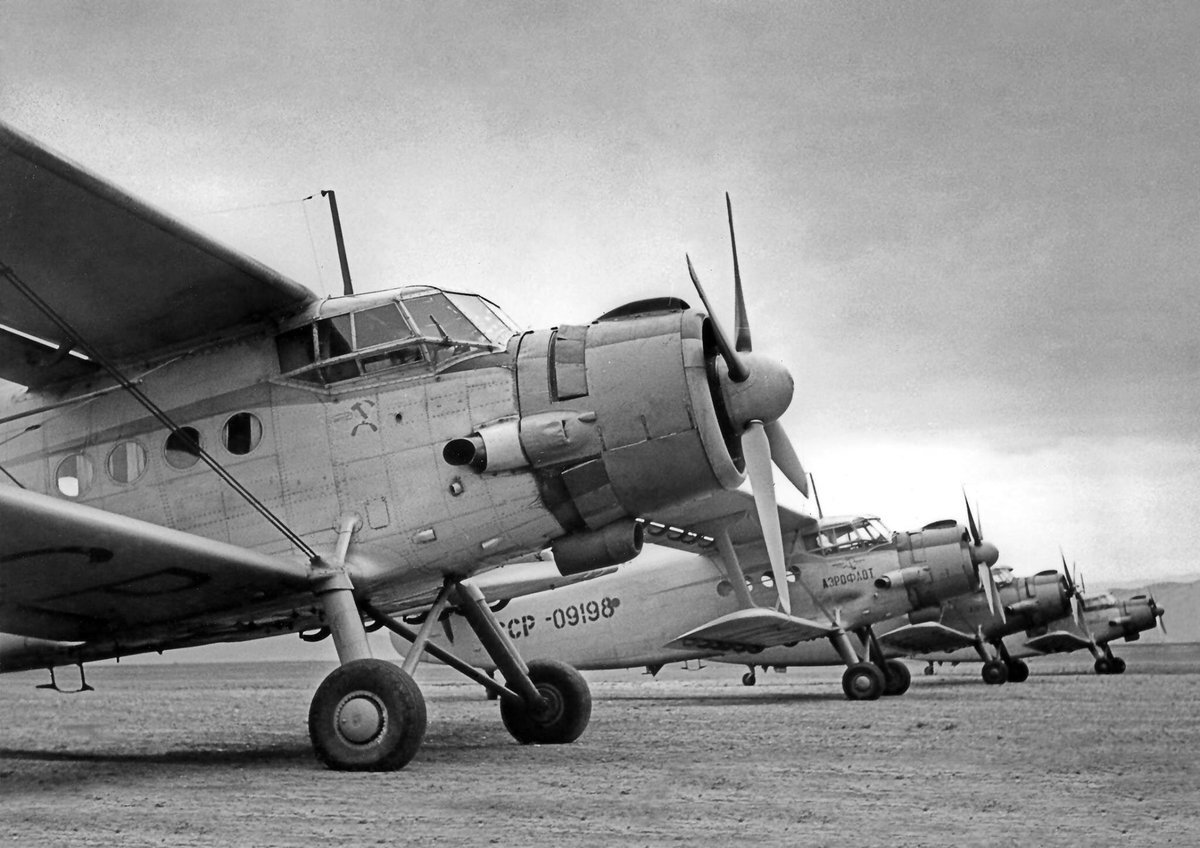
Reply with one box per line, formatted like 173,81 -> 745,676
664,608 -> 834,653
0,484 -> 313,669
876,622 -> 978,655
642,489 -> 817,556
0,121 -> 316,386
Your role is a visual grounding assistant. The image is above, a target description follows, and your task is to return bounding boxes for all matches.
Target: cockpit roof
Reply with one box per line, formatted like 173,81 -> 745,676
280,285 -> 514,328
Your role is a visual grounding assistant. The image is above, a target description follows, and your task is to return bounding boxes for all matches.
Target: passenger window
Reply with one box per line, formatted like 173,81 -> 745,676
222,413 -> 262,455
164,427 -> 203,470
55,454 -> 94,497
107,441 -> 147,483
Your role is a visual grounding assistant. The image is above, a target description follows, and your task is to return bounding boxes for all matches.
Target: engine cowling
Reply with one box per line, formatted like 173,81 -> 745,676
445,305 -> 756,534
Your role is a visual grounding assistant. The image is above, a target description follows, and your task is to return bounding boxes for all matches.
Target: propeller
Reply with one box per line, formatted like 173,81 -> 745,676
1060,549 -> 1087,630
1149,593 -> 1167,636
684,195 -> 810,614
962,490 -> 1002,620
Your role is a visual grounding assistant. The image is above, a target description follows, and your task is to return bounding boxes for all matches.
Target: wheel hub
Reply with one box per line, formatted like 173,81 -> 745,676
850,673 -> 873,696
337,693 -> 384,744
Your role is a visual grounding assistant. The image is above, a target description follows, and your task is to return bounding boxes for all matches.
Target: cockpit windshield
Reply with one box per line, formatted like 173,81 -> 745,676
802,516 -> 892,554
275,287 -> 518,386
1081,592 -> 1117,611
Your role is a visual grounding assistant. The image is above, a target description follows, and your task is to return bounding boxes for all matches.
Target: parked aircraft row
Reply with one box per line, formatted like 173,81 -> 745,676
389,514 -> 1165,695
0,121 -> 1162,773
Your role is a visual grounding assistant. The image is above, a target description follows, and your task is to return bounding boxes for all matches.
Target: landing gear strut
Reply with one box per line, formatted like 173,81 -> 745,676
307,524 -> 590,770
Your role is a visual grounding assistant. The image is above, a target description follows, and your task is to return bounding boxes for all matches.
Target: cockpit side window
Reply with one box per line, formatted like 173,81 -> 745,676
354,304 -> 414,349
404,293 -> 489,345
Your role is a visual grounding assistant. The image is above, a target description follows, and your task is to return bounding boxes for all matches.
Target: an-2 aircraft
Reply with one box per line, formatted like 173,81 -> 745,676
889,558 -> 1166,678
0,121 -> 810,770
870,560 -> 1077,685
391,494 -> 1004,700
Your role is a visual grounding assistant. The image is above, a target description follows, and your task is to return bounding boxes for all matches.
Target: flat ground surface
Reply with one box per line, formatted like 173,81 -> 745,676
2,645 -> 1197,847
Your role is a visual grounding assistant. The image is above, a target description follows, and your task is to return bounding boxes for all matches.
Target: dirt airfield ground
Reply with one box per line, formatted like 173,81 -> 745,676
2,645 -> 1197,848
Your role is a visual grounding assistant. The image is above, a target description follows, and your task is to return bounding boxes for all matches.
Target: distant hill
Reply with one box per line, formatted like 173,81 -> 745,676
1106,578 -> 1200,645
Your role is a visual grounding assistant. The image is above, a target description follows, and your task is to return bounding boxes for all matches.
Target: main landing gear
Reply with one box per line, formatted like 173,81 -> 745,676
1092,644 -> 1127,675
308,531 -> 590,770
973,630 -> 1029,686
830,627 -> 911,700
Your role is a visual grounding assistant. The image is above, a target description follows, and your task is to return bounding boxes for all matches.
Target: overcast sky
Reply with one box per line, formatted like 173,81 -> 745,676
3,1 -> 1198,603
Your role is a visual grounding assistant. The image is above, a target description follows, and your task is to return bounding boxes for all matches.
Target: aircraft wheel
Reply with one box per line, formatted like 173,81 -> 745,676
981,660 -> 1008,685
308,659 -> 427,772
842,662 -> 885,701
742,671 -> 757,687
1094,657 -> 1112,675
1111,656 -> 1127,674
1005,659 -> 1030,683
500,660 -> 592,745
882,660 -> 911,696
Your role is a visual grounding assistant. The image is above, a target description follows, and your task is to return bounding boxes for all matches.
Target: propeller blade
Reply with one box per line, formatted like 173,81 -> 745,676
962,489 -> 982,546
978,564 -> 1006,623
686,254 -> 749,382
1060,549 -> 1078,597
743,421 -> 791,614
726,194 -> 752,353
763,420 -> 809,497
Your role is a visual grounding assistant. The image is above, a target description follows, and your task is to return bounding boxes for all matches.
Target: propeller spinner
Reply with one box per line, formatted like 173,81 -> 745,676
686,195 -> 809,614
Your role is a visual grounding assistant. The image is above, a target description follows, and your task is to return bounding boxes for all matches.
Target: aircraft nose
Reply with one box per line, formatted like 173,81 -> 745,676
969,540 -> 1000,567
717,352 -> 795,428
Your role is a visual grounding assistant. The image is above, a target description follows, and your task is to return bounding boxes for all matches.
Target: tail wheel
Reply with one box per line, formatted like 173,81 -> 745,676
842,662 -> 885,701
308,659 -> 427,771
981,660 -> 1008,685
500,659 -> 592,745
1005,659 -> 1030,683
882,659 -> 912,696
742,670 -> 757,687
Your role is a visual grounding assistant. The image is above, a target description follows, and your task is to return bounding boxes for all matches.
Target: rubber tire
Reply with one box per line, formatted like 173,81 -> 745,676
842,662 -> 885,701
1111,656 -> 1127,674
308,659 -> 427,771
1095,657 -> 1112,675
981,660 -> 1009,685
500,659 -> 592,745
882,659 -> 912,696
1005,659 -> 1030,683
742,671 -> 757,687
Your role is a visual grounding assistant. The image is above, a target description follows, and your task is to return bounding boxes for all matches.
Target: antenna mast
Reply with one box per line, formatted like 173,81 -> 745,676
320,189 -> 354,296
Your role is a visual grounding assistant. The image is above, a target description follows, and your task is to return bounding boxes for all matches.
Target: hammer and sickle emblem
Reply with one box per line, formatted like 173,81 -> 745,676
351,400 -> 378,435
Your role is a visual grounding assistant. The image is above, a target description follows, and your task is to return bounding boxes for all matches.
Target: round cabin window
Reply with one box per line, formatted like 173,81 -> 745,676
164,426 -> 203,470
106,441 -> 147,483
222,412 -> 262,456
55,453 -> 94,497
